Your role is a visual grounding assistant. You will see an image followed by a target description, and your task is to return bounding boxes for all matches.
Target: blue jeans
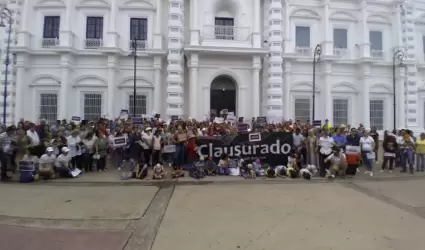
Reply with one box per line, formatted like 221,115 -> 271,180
400,149 -> 414,171
416,153 -> 425,171
174,144 -> 185,166
361,151 -> 375,172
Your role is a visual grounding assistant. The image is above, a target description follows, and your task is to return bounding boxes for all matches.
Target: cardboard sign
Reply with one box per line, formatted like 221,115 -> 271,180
112,136 -> 127,147
257,117 -> 267,124
132,117 -> 143,125
171,115 -> 179,121
237,123 -> 249,132
312,120 -> 322,127
214,117 -> 224,123
248,132 -> 262,142
163,145 -> 176,153
120,109 -> 129,120
71,116 -> 81,122
176,133 -> 187,142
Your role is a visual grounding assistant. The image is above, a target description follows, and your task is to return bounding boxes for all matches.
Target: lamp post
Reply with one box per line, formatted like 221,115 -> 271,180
312,44 -> 322,120
0,7 -> 12,125
131,39 -> 138,118
392,49 -> 404,131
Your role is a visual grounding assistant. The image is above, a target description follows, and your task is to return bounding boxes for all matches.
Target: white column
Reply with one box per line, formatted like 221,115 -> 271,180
252,0 -> 261,48
283,0 -> 291,53
362,65 -> 371,128
20,0 -> 28,31
284,61 -> 291,119
153,0 -> 163,48
64,0 -> 72,30
324,63 -> 332,121
59,56 -> 70,120
189,54 -> 199,118
398,67 -> 406,129
323,0 -> 332,56
14,65 -> 25,122
239,88 -> 247,118
360,0 -> 370,57
190,0 -> 199,45
395,5 -> 403,48
153,56 -> 162,116
110,0 -> 117,31
107,56 -> 117,118
252,67 -> 260,118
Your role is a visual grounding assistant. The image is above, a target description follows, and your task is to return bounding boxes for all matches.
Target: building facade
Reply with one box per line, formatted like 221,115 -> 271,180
4,0 -> 425,131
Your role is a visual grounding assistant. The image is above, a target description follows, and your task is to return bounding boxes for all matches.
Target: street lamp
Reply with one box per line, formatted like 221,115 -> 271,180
0,7 -> 12,125
393,49 -> 404,131
131,39 -> 139,118
312,44 -> 322,120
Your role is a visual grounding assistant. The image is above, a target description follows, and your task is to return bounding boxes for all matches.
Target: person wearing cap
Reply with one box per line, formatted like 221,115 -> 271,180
55,147 -> 73,178
39,147 -> 57,180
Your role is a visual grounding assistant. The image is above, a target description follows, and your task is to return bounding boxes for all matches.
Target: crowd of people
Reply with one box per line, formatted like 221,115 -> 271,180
0,116 -> 424,182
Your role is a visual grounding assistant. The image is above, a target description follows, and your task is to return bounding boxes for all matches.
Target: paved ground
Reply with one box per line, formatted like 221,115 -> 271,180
1,176 -> 425,250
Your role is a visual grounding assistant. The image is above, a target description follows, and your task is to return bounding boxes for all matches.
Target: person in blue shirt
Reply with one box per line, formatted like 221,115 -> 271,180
333,127 -> 347,150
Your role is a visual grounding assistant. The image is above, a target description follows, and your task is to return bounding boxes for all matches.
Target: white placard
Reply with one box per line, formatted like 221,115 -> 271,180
71,168 -> 81,177
248,132 -> 262,142
213,117 -> 224,124
346,146 -> 361,153
366,152 -> 376,159
163,145 -> 176,153
112,136 -> 127,147
383,152 -> 396,157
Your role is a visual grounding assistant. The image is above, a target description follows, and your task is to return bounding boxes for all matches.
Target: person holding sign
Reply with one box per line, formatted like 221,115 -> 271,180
173,126 -> 187,170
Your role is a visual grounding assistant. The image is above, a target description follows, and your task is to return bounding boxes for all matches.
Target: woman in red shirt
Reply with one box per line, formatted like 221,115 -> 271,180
186,134 -> 198,164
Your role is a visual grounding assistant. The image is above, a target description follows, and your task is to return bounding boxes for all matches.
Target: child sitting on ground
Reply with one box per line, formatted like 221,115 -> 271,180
246,163 -> 256,179
134,163 -> 148,179
120,155 -> 136,180
190,157 -> 206,179
171,164 -> 185,178
152,163 -> 166,179
204,156 -> 217,176
252,158 -> 264,176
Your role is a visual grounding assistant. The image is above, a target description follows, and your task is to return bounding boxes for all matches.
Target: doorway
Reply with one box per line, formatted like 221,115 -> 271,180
210,75 -> 237,116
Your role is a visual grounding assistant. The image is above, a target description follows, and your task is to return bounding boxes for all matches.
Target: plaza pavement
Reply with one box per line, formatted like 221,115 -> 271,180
1,174 -> 425,250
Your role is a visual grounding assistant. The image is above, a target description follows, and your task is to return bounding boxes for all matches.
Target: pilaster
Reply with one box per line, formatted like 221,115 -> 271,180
188,53 -> 199,119
153,56 -> 163,116
107,55 -> 117,118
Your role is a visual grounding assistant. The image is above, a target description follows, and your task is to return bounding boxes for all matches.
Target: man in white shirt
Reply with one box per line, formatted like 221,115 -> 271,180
26,124 -> 40,147
360,129 -> 375,176
39,147 -> 56,180
55,147 -> 72,178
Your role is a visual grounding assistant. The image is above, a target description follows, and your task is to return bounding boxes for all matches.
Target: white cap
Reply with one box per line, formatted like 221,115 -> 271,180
199,156 -> 205,161
46,147 -> 54,152
62,147 -> 70,153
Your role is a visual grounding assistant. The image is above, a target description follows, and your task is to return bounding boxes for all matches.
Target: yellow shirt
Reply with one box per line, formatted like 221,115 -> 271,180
416,139 -> 425,154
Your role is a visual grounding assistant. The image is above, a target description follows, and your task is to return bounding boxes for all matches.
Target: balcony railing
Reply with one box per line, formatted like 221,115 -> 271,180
295,46 -> 312,56
41,38 -> 59,48
333,48 -> 348,56
371,50 -> 384,59
202,25 -> 251,41
129,40 -> 148,50
85,38 -> 103,49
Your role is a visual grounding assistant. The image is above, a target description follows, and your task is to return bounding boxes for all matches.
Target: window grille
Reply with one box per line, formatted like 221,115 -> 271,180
333,99 -> 348,126
294,99 -> 311,122
39,93 -> 58,125
370,100 -> 384,130
83,93 -> 102,121
128,94 -> 147,117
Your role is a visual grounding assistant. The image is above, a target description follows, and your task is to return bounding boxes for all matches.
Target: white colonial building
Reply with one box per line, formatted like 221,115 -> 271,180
2,0 -> 425,131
